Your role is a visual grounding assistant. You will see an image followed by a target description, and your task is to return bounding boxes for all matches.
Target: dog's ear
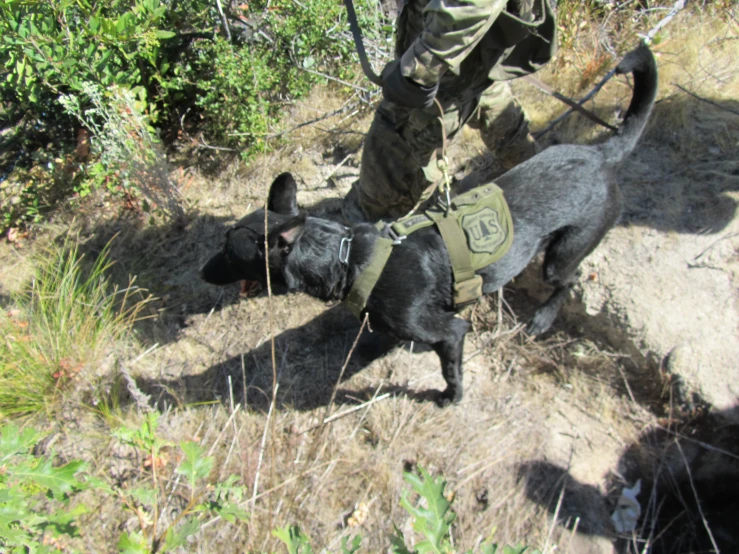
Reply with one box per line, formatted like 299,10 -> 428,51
268,173 -> 299,216
269,213 -> 307,253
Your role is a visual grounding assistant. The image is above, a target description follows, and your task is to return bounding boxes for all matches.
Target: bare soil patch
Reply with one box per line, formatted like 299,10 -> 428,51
1,7 -> 738,554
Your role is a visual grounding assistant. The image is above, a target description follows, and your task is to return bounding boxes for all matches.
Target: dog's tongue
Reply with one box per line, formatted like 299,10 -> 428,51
239,280 -> 262,298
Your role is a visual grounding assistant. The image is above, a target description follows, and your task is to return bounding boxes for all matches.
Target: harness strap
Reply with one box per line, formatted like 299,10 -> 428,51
344,234 -> 394,319
428,212 -> 483,307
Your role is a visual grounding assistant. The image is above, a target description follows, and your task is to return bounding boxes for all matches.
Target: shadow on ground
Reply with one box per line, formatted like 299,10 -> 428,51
133,303 -> 443,412
518,405 -> 739,553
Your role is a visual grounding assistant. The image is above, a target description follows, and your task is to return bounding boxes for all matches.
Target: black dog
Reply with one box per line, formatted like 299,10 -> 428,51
202,45 -> 658,406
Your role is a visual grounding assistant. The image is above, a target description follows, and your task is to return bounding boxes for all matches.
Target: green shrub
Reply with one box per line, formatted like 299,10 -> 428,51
0,423 -> 89,552
106,412 -> 250,553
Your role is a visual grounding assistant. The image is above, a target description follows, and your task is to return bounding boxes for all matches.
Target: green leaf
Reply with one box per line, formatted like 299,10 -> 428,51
118,531 -> 149,554
175,441 -> 213,491
0,424 -> 41,460
272,525 -> 313,554
15,459 -> 88,500
389,524 -> 413,554
162,517 -> 201,550
340,534 -> 362,553
212,501 -> 249,524
127,486 -> 157,508
154,30 -> 175,40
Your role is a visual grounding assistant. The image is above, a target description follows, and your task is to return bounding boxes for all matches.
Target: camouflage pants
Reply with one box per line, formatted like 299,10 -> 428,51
345,80 -> 537,221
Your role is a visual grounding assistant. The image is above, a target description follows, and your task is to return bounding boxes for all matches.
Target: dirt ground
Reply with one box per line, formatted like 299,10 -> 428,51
1,7 -> 739,554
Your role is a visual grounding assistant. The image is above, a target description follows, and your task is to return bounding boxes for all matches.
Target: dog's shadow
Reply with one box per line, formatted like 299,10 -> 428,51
134,304 -> 437,412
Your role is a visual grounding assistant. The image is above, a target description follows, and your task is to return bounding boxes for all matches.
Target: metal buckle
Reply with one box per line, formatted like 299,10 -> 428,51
339,236 -> 352,264
387,227 -> 406,245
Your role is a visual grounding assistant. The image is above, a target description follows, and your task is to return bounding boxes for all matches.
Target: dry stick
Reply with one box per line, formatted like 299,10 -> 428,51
674,84 -> 739,117
262,101 -> 360,139
320,312 -> 371,433
544,481 -> 567,554
656,424 -> 739,462
251,384 -> 278,507
565,517 -> 580,554
302,392 -> 392,435
299,65 -> 372,93
617,364 -> 638,404
214,0 -> 231,41
207,404 -> 242,457
534,68 -> 617,140
675,440 -> 721,553
248,187 -> 282,528
348,382 -> 386,440
642,0 -> 686,45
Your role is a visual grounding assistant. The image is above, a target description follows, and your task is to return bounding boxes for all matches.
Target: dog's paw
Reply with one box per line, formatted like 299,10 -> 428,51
435,387 -> 462,408
526,310 -> 556,337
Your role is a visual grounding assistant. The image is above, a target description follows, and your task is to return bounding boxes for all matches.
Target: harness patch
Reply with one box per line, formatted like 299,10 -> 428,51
462,207 -> 507,255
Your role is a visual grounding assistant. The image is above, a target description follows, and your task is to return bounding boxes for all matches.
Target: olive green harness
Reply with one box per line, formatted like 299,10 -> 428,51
344,183 -> 514,319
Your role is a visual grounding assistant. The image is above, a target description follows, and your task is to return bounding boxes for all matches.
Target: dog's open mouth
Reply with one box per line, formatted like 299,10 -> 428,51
239,280 -> 262,298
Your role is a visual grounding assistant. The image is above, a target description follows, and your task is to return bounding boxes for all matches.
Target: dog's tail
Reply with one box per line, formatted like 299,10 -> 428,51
601,43 -> 658,167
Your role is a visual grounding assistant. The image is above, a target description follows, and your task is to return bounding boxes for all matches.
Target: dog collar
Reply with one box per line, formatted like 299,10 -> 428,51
338,228 -> 352,265
344,223 -> 397,319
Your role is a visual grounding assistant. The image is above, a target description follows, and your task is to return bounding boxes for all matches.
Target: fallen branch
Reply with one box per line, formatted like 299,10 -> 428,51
674,84 -> 739,117
641,0 -> 686,45
534,68 -> 617,139
300,392 -> 392,434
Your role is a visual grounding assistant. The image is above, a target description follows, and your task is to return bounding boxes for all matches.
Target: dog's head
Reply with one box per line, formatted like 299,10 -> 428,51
265,214 -> 351,302
200,172 -> 301,292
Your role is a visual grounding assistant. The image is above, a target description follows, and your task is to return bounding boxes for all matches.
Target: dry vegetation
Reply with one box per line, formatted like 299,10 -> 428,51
1,3 -> 739,553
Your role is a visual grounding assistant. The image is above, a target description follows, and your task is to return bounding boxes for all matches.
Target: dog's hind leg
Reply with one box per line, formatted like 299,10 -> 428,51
527,220 -> 614,336
430,316 -> 471,406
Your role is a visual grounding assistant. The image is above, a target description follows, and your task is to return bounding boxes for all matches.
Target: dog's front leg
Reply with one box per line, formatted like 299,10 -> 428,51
431,317 -> 470,407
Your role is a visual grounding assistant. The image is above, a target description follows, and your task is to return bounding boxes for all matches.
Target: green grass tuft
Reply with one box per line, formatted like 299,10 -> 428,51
0,235 -> 151,418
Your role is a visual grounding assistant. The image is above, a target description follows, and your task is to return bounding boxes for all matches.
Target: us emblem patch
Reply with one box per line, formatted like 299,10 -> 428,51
462,207 -> 507,254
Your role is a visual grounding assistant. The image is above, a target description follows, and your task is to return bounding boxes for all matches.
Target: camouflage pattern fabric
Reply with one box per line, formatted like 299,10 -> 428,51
345,0 -> 557,221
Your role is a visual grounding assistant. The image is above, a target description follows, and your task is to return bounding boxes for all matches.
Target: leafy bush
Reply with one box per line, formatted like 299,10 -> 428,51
0,417 -> 250,553
0,423 -> 89,552
0,0 -> 180,115
106,412 -> 249,552
275,466 -> 542,553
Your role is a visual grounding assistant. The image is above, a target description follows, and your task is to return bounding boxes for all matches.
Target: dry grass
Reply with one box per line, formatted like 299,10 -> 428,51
2,3 -> 738,553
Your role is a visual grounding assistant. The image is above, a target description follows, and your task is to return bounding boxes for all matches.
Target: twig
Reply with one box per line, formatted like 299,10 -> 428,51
298,65 -> 372,93
349,381 -> 386,439
251,384 -> 278,506
655,425 -> 739,462
544,482 -> 568,553
215,0 -> 232,41
641,0 -> 686,45
674,84 -> 739,117
206,403 -> 242,457
261,183 -> 280,531
320,312 -> 371,432
617,364 -> 637,404
534,68 -> 618,139
262,102 -> 360,139
302,392 -> 392,435
675,440 -> 721,553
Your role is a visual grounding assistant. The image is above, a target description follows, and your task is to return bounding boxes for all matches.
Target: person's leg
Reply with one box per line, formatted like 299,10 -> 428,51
473,81 -> 539,173
343,100 -> 467,221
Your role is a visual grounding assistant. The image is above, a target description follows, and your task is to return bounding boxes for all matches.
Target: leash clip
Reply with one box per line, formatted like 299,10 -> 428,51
436,155 -> 453,214
388,227 -> 406,245
339,236 -> 353,265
